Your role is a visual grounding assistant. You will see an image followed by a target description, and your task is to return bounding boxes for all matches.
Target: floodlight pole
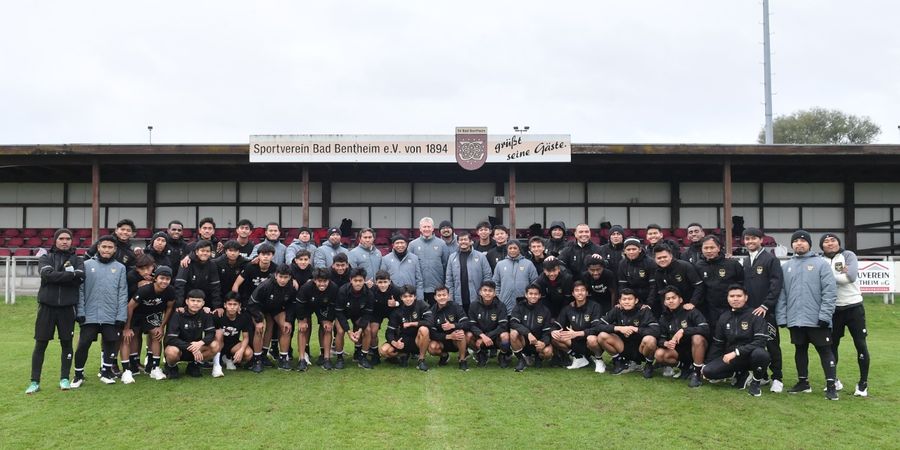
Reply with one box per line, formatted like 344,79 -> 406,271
763,0 -> 774,144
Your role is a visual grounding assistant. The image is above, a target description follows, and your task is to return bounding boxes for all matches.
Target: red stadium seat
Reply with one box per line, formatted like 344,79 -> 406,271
75,248 -> 87,256
25,237 -> 43,247
622,228 -> 635,238
135,228 -> 152,238
21,228 -> 39,238
13,248 -> 32,256
2,229 -> 20,238
378,246 -> 390,256
0,248 -> 11,257
81,238 -> 93,247
39,228 -> 56,238
5,237 -> 24,248
181,229 -> 193,239
636,229 -> 647,239
74,228 -> 92,238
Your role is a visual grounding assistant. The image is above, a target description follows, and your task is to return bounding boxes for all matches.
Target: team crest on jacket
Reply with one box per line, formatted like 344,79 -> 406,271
807,265 -> 814,271
448,315 -> 455,322
412,312 -> 418,319
718,268 -> 726,278
455,127 -> 488,171
638,269 -> 646,278
490,313 -> 497,321
632,319 -> 640,326
680,320 -> 688,328
756,266 -> 764,275
583,314 -> 590,321
674,274 -> 683,282
740,321 -> 749,330
536,315 -> 544,324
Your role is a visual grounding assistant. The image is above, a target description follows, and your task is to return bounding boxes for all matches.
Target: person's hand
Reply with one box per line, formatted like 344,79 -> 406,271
551,330 -> 562,341
293,280 -> 299,290
216,242 -> 224,253
203,307 -> 211,314
441,321 -> 454,331
255,322 -> 265,333
481,335 -> 494,348
349,329 -> 361,343
180,255 -> 190,268
818,320 -> 830,328
151,327 -> 163,341
281,322 -> 292,336
392,339 -> 405,350
403,321 -> 417,329
175,307 -> 185,313
193,349 -> 204,362
640,304 -> 651,311
683,303 -> 695,311
250,256 -> 260,265
366,279 -> 374,289
534,341 -> 546,351
233,350 -> 244,364
450,329 -> 465,340
214,308 -> 224,317
752,307 -> 767,317
723,352 -> 736,364
527,333 -> 538,345
123,328 -> 134,342
187,341 -> 202,353
76,316 -> 85,325
133,247 -> 144,256
672,329 -> 683,344
664,339 -> 676,350
388,296 -> 398,308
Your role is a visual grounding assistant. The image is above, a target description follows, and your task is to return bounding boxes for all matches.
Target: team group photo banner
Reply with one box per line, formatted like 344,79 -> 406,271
249,131 -> 571,169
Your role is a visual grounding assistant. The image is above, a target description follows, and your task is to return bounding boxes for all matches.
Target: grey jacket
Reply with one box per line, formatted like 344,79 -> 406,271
492,254 -> 539,312
380,251 -> 424,300
78,257 -> 128,324
348,244 -> 383,282
249,240 -> 288,266
285,239 -> 318,265
314,241 -> 349,269
445,250 -> 492,306
409,235 -> 450,293
776,251 -> 837,328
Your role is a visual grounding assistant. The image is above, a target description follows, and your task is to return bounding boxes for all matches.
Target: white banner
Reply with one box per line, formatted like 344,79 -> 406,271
858,261 -> 895,293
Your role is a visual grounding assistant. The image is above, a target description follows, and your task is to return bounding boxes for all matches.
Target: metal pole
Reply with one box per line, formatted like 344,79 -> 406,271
509,166 -> 517,239
92,160 -> 100,241
3,256 -> 9,304
723,160 -> 733,256
302,165 -> 310,227
763,0 -> 774,144
10,256 -> 16,304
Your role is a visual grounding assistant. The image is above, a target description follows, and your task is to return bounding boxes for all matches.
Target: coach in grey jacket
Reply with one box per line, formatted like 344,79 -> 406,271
445,233 -> 492,310
314,227 -> 349,269
492,241 -> 539,313
285,227 -> 318,264
381,234 -> 425,301
410,217 -> 450,303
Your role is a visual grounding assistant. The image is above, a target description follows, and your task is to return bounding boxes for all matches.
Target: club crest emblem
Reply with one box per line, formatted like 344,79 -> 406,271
412,312 -> 418,319
807,265 -> 814,271
490,313 -> 497,321
674,274 -> 683,282
638,270 -> 646,278
455,127 -> 488,171
740,321 -> 749,330
681,320 -> 688,328
584,314 -> 590,321
536,315 -> 544,324
718,268 -> 726,278
632,319 -> 640,326
756,266 -> 764,275
448,315 -> 455,322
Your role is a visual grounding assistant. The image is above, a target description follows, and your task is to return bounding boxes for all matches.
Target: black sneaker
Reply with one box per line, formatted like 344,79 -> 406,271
278,358 -> 292,371
200,361 -> 214,369
788,380 -> 812,394
825,382 -> 839,401
734,371 -> 750,390
458,360 -> 469,372
370,352 -> 381,366
642,361 -> 654,379
748,379 -> 762,397
438,353 -> 450,366
515,356 -> 527,372
316,354 -> 325,366
417,359 -> 429,372
611,358 -> 629,375
296,359 -> 309,372
251,358 -> 263,373
261,357 -> 274,368
399,355 -> 410,368
476,350 -> 488,367
323,358 -> 334,370
335,355 -> 345,370
533,357 -> 543,369
353,348 -> 364,362
166,365 -> 180,380
498,352 -> 511,369
679,366 -> 693,380
186,362 -> 202,378
358,355 -> 373,370
688,372 -> 703,388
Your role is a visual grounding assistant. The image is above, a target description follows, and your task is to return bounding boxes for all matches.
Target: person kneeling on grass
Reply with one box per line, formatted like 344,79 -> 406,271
509,284 -> 554,372
428,285 -> 472,371
551,281 -> 604,371
335,268 -> 376,369
379,285 -> 433,372
246,264 -> 297,372
654,286 -> 709,388
217,292 -> 252,371
701,285 -> 771,397
163,290 -> 221,379
466,280 -> 510,368
597,288 -> 660,377
121,266 -> 176,383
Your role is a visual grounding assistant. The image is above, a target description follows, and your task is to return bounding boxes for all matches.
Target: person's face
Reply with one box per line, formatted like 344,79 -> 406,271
401,292 -> 416,306
54,233 -> 72,251
525,288 -> 541,304
663,291 -> 683,311
275,273 -> 291,287
375,279 -> 391,292
392,240 -> 408,253
328,233 -> 341,245
624,245 -> 641,260
529,240 -> 545,256
137,265 -> 154,280
587,265 -> 603,279
295,255 -> 310,269
168,224 -> 183,239
97,240 -> 116,258
610,232 -> 623,244
701,241 -> 720,259
575,225 -> 591,244
237,225 -> 251,238
573,285 -> 587,302
440,227 -> 452,238
152,237 -> 167,252
792,239 -> 810,255
258,252 -> 273,265
332,261 -> 348,274
154,274 -> 171,290
479,286 -> 496,302
727,289 -> 748,309
493,230 -> 508,245
457,235 -> 472,252
195,246 -> 211,262
655,251 -> 672,268
822,236 -> 840,254
618,294 -> 637,310
646,228 -> 661,244
507,244 -> 521,258
314,278 -> 330,292
551,228 -> 564,239
544,266 -> 560,281
199,223 -> 215,239
185,297 -> 205,313
419,221 -> 434,238
359,231 -> 374,247
115,225 -> 134,241
224,300 -> 241,316
687,226 -> 705,243
350,276 -> 365,291
298,231 -> 311,243
477,227 -> 491,241
435,289 -> 450,306
743,235 -> 762,252
226,248 -> 240,261
265,225 -> 280,241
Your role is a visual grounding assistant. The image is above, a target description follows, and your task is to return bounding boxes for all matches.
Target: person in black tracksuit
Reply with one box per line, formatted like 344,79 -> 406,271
695,236 -> 744,330
293,269 -> 340,371
215,240 -> 249,300
545,221 -> 568,257
144,232 -> 173,268
556,224 -> 602,276
87,219 -> 138,270
368,270 -> 404,365
598,225 -> 625,277
289,249 -> 313,289
183,217 -> 222,260
680,223 -> 706,266
335,268 -> 375,369
165,220 -> 189,266
644,224 -> 681,261
217,292 -> 253,367
741,227 -> 784,389
174,240 -> 222,313
428,286 -> 472,370
378,285 -> 434,371
534,258 -> 574,317
654,286 -> 710,387
121,266 -> 176,379
28,229 -> 85,392
163,289 -> 221,379
581,256 -> 618,316
486,226 -> 510,271
329,252 -> 351,287
702,285 -> 771,397
127,254 -> 156,300
652,244 -> 704,314
618,238 -> 657,311
526,236 -> 550,272
551,282 -> 604,369
473,221 -> 496,254
466,280 -> 510,368
509,284 -> 555,371
597,288 -> 660,377
246,264 -> 297,372
232,243 -> 277,306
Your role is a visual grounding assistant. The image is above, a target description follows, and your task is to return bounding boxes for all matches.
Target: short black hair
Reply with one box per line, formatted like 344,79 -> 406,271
572,280 -> 587,290
256,243 -> 276,254
480,280 -> 496,289
266,222 -> 280,230
275,264 -> 292,276
434,284 -> 449,294
223,240 -> 241,251
476,221 -> 492,230
349,268 -> 367,279
619,288 -> 637,299
312,268 -> 330,280
224,291 -> 241,303
116,219 -> 136,232
727,284 -> 747,295
542,258 -> 561,270
186,289 -> 206,300
653,244 -> 673,255
134,254 -> 155,269
294,249 -> 311,259
401,285 -> 416,296
585,255 -> 605,267
194,239 -> 213,251
375,270 -> 391,281
168,220 -> 183,228
686,222 -> 703,229
646,223 -> 662,232
237,219 -> 253,228
662,285 -> 682,297
332,253 -> 348,264
198,217 -> 216,229
528,236 -> 545,245
525,283 -> 541,293
701,235 -> 722,247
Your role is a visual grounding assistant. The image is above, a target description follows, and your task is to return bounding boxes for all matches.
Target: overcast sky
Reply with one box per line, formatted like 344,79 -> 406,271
2,1 -> 897,145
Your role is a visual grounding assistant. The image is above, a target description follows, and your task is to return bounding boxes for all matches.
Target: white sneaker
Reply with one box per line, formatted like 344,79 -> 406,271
303,353 -> 311,364
853,384 -> 868,397
224,357 -> 237,371
662,366 -> 675,377
566,356 -> 590,370
99,372 -> 116,385
824,379 -> 844,392
71,377 -> 84,388
149,367 -> 167,380
121,370 -> 135,385
212,365 -> 225,378
593,357 -> 606,373
770,379 -> 784,393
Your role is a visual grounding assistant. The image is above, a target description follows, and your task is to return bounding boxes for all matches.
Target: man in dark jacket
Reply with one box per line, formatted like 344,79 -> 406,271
618,238 -> 657,312
165,220 -> 188,265
486,225 -> 510,271
696,235 -> 744,330
378,285 -> 434,372
545,221 -> 568,257
552,282 -> 605,370
535,258 -> 574,317
27,229 -> 85,394
87,218 -> 137,270
509,284 -> 554,371
742,227 -> 785,392
653,244 -> 704,314
680,223 -> 706,265
473,221 -> 496,253
598,225 -> 625,276
526,236 -> 549,272
556,224 -> 602,276
466,280 -> 510,367
654,286 -> 709,388
581,256 -> 618,315
246,264 -> 296,372
174,240 -> 222,313
427,286 -> 472,371
645,224 -> 681,260
144,231 -> 172,268
163,289 -> 220,379
597,288 -> 660,377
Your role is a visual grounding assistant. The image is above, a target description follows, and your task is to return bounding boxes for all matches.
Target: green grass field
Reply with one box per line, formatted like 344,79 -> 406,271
1,297 -> 898,449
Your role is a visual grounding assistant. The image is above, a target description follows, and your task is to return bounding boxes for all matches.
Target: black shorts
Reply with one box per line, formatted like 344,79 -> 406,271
315,306 -> 335,323
34,304 -> 76,341
293,303 -> 313,321
393,337 -> 419,354
789,326 -> 832,347
131,311 -> 165,334
261,305 -> 286,317
832,304 -> 867,339
80,323 -> 121,342
371,307 -> 392,326
672,341 -> 694,363
223,337 -> 242,354
433,337 -> 463,351
621,336 -> 643,362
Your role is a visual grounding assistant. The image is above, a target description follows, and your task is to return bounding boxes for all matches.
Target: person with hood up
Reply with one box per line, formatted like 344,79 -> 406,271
545,221 -> 568,257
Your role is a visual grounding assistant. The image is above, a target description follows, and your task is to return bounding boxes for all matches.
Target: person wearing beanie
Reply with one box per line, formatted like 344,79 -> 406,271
473,221 -> 496,253
546,221 -> 568,257
486,225 -> 511,271
776,229 -> 839,400
144,231 -> 172,268
248,222 -> 288,266
285,226 -> 318,265
680,223 -> 707,265
617,238 -> 658,312
742,227 -> 785,392
535,257 -> 575,318
695,235 -> 744,328
380,234 -> 424,300
314,227 -> 349,269
820,233 -> 870,397
557,224 -> 603,275
438,220 -> 459,254
599,225 -> 626,276
27,229 -> 85,394
72,235 -> 128,388
120,265 -> 177,382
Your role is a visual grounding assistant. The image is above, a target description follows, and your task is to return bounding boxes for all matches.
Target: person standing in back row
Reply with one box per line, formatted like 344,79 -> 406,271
741,228 -> 784,393
410,217 -> 449,305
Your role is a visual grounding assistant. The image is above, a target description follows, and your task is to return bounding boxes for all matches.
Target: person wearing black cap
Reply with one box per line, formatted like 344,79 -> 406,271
742,227 -> 785,392
438,220 -> 459,254
556,224 -> 602,276
486,225 -> 510,271
653,244 -> 704,313
380,233 -> 424,300
820,232 -> 870,397
680,223 -> 706,265
121,265 -> 176,383
695,235 -> 744,328
645,224 -> 681,260
654,286 -> 709,387
545,221 -> 568,257
27,229 -> 85,394
285,226 -> 318,264
144,231 -> 172,268
473,221 -> 496,253
314,227 -> 348,269
618,237 -> 657,312
581,256 -> 618,316
599,225 -> 625,277
535,258 -> 574,317
776,230 -> 839,400
249,222 -> 287,266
